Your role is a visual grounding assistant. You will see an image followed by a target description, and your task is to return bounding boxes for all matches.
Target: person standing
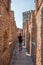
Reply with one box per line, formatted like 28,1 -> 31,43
18,33 -> 22,51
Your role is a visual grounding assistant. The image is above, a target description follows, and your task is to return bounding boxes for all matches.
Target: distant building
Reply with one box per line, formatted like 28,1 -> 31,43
23,11 -> 29,22
17,28 -> 23,36
23,11 -> 31,48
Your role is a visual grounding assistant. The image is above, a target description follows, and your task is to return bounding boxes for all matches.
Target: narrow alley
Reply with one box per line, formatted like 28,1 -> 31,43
0,0 -> 43,65
10,43 -> 34,65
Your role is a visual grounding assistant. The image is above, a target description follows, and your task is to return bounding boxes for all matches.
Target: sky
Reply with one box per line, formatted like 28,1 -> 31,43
11,0 -> 35,28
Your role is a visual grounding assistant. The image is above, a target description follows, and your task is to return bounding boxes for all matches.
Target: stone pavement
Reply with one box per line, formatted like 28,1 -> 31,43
10,43 -> 34,65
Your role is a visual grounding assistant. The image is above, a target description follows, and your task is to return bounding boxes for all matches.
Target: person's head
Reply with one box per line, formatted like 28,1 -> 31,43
19,33 -> 21,36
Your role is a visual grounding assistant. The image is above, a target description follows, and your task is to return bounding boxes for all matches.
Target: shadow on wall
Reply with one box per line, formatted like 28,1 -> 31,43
41,7 -> 43,65
3,30 -> 8,52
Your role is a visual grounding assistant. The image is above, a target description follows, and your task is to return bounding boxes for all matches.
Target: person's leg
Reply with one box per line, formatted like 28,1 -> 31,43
20,43 -> 22,50
19,43 -> 22,51
19,43 -> 21,51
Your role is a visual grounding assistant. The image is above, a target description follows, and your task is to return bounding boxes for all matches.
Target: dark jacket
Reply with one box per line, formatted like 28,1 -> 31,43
18,35 -> 22,43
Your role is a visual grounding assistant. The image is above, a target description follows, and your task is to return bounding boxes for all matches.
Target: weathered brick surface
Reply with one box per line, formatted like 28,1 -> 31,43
23,21 -> 28,48
30,11 -> 37,65
41,7 -> 43,65
35,1 -> 43,65
2,49 -> 10,65
23,1 -> 43,65
0,0 -> 18,65
0,1 -> 10,61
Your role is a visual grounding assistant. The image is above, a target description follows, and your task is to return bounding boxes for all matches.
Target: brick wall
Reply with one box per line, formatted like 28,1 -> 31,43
0,1 -> 18,65
23,1 -> 43,65
31,11 -> 37,65
35,1 -> 43,65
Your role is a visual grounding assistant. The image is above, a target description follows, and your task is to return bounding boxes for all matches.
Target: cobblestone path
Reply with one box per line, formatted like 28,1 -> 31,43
10,43 -> 34,65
